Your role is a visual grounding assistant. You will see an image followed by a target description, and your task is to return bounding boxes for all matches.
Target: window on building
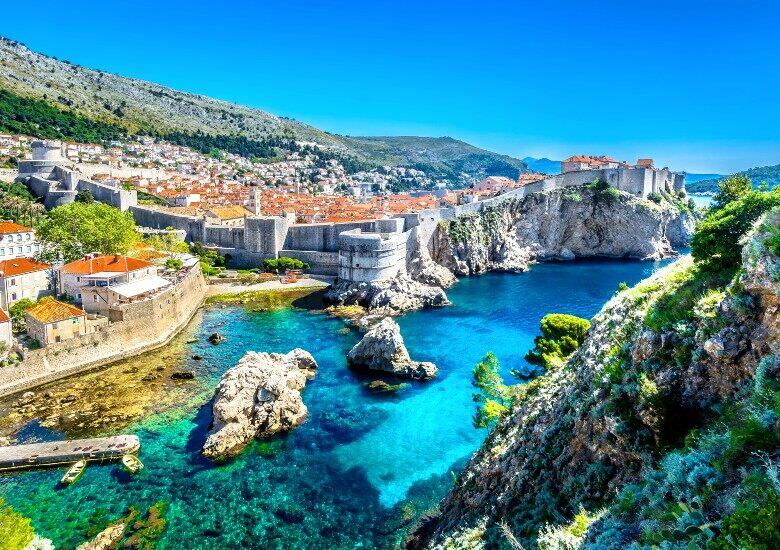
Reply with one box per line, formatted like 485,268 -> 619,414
93,295 -> 99,302
25,246 -> 31,253
52,322 -> 58,329
11,293 -> 16,300
10,279 -> 15,286
55,336 -> 61,343
0,248 -> 4,256
17,246 -> 21,254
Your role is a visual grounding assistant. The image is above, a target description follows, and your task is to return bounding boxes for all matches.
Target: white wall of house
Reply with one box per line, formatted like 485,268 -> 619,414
0,270 -> 53,310
0,231 -> 41,260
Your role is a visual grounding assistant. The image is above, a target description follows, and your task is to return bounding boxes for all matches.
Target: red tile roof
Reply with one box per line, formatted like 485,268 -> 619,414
26,299 -> 86,324
0,308 -> 9,323
0,221 -> 33,235
61,255 -> 153,275
0,258 -> 51,277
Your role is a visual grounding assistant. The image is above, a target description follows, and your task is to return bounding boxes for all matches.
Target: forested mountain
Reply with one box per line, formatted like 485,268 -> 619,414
688,163 -> 780,193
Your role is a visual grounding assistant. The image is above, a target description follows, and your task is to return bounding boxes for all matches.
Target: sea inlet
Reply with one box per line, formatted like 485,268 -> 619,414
0,257 -> 674,548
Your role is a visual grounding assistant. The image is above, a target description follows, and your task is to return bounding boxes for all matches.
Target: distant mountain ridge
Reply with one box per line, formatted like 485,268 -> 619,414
521,157 -> 561,175
0,36 -> 527,181
687,163 -> 780,193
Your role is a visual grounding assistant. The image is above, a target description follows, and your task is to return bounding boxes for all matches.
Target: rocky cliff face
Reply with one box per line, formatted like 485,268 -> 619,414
408,208 -> 778,549
202,349 -> 317,460
431,186 -> 696,276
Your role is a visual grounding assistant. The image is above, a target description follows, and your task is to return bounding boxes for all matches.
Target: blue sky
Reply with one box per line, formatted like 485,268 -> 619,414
1,0 -> 778,173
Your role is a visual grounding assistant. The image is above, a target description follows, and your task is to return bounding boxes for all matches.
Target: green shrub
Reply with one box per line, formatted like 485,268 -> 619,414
472,352 -> 513,428
712,174 -> 753,210
164,258 -> 183,270
9,299 -> 35,333
648,192 -> 663,204
712,481 -> 780,549
525,313 -> 591,369
262,257 -> 310,273
691,189 -> 780,269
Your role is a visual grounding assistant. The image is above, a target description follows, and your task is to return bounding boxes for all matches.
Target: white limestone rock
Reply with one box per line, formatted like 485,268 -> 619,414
202,349 -> 317,459
76,524 -> 126,550
347,317 -> 437,380
326,275 -> 450,315
407,231 -> 457,288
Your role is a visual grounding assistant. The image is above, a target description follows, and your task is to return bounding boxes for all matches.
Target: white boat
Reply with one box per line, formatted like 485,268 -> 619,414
121,454 -> 144,474
60,460 -> 86,485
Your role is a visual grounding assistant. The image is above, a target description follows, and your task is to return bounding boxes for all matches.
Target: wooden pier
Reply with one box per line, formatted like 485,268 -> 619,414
0,435 -> 140,471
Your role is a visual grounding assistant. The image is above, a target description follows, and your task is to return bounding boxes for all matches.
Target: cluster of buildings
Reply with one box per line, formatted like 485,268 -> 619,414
0,216 -> 186,352
561,155 -> 657,173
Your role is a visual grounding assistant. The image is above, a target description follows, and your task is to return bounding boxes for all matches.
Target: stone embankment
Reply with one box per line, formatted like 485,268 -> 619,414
347,317 -> 437,380
202,349 -> 318,460
0,264 -> 206,398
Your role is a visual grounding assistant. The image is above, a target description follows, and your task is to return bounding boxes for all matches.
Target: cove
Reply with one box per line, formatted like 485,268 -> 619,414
0,257 -> 674,548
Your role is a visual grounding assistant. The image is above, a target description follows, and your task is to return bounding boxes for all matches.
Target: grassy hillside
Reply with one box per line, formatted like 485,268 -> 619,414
0,36 -> 526,182
688,163 -> 780,193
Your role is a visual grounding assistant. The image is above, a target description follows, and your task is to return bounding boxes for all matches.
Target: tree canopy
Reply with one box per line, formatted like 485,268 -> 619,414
36,202 -> 138,263
712,174 -> 753,210
691,187 -> 780,270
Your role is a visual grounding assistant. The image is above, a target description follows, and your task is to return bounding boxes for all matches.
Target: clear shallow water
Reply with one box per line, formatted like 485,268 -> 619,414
0,258 -> 673,548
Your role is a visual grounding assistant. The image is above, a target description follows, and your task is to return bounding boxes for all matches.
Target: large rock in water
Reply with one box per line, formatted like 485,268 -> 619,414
347,317 -> 437,380
202,349 -> 317,459
326,275 -> 450,315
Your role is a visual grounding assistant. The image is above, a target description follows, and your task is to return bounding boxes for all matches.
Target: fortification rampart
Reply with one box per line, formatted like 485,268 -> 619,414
0,264 -> 206,398
337,228 -> 409,283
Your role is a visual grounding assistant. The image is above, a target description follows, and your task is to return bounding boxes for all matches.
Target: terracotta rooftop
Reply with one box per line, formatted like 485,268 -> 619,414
0,221 -> 33,235
206,205 -> 251,220
0,308 -> 9,323
26,299 -> 86,324
61,255 -> 153,275
0,258 -> 51,277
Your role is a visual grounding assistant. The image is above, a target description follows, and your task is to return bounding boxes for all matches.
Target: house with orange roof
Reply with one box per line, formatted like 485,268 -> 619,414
204,205 -> 251,227
0,221 -> 41,260
58,254 -> 159,311
24,298 -> 90,346
0,257 -> 54,310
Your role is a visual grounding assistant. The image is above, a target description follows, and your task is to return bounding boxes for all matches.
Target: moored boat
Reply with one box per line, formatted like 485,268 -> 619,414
60,460 -> 86,485
122,454 -> 144,474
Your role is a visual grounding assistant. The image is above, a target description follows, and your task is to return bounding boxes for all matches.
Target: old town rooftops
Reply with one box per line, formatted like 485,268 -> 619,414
0,258 -> 51,277
61,255 -> 153,275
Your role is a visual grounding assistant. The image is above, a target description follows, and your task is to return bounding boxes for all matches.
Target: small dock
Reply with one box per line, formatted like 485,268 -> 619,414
0,435 -> 140,471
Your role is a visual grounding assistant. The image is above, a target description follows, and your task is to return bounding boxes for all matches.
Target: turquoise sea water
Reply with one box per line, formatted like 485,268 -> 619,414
0,258 -> 674,548
689,194 -> 713,209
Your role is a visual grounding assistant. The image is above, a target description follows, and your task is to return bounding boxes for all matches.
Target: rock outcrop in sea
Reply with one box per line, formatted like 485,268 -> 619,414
202,349 -> 318,459
348,317 -> 438,380
431,186 -> 696,276
407,207 -> 779,549
326,275 -> 450,315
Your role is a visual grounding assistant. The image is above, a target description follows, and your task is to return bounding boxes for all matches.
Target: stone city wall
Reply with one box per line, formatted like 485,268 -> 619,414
0,264 -> 206,398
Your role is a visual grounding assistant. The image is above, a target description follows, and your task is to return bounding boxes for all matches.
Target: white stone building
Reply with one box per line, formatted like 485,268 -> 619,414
0,257 -> 54,310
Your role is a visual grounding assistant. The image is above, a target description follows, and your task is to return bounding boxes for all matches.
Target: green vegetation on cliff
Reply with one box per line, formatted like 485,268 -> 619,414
419,175 -> 780,550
